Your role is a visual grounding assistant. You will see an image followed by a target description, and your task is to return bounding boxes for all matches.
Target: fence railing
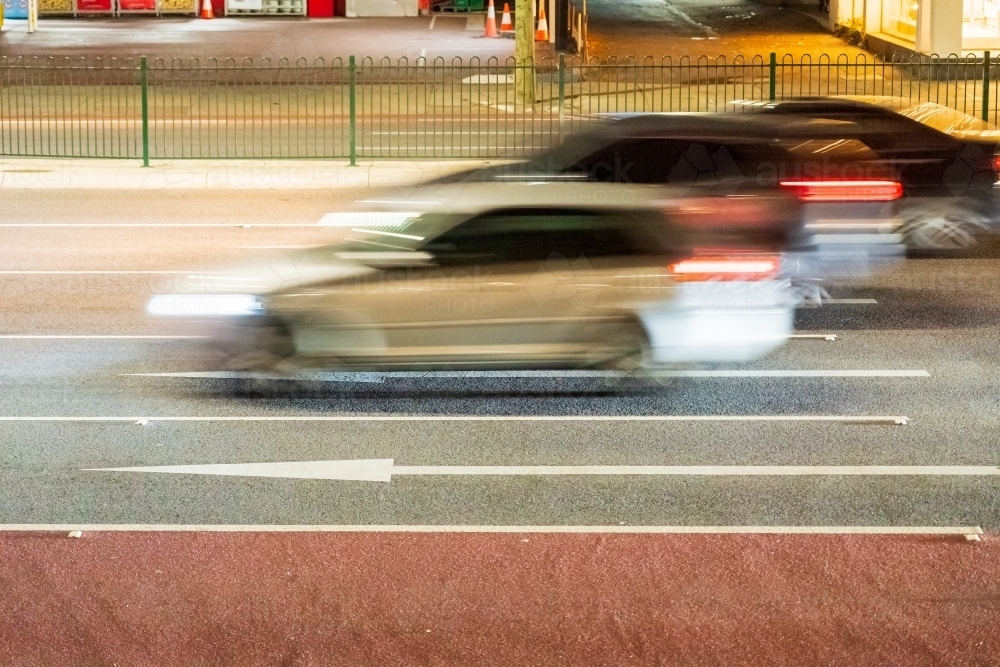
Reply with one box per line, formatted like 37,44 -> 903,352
2,52 -> 999,162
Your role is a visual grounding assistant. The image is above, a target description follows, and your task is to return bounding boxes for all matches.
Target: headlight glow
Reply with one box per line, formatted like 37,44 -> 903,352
147,294 -> 265,317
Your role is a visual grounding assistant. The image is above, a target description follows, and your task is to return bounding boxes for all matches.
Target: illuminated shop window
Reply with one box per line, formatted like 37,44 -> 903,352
965,0 -> 1000,39
882,0 -> 919,40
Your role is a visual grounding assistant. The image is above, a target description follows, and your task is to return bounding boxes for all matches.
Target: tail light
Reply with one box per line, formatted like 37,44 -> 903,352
668,255 -> 781,282
779,180 -> 903,202
991,154 -> 1000,179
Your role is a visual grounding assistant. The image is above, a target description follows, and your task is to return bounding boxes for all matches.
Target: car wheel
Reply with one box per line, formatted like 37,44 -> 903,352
900,202 -> 989,252
217,317 -> 296,372
598,320 -> 653,372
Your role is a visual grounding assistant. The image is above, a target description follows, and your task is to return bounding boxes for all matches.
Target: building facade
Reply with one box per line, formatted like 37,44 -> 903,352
831,0 -> 1000,56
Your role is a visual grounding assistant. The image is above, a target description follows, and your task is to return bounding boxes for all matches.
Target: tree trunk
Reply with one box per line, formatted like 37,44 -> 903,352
514,0 -> 535,106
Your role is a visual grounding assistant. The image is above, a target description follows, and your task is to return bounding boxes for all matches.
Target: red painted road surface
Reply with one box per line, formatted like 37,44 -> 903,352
1,533 -> 998,666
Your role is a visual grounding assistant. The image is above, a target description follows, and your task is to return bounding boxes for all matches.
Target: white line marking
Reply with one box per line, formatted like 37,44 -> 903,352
429,15 -> 436,28
230,245 -> 317,249
128,371 -> 387,383
0,415 -> 910,424
125,369 -> 930,380
319,211 -> 422,228
0,270 -> 189,275
661,370 -> 927,377
372,131 -> 551,135
789,334 -> 838,341
824,298 -> 878,304
84,460 -> 1000,481
0,335 -> 206,339
0,224 -> 320,228
0,524 -> 983,535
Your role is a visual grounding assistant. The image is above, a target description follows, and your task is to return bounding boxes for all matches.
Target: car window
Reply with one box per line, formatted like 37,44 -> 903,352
420,208 -> 668,264
562,138 -> 745,184
560,138 -> 795,189
773,138 -> 881,161
770,106 -> 956,151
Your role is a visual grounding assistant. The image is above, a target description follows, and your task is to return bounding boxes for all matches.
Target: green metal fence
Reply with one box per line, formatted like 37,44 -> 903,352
2,53 -> 999,162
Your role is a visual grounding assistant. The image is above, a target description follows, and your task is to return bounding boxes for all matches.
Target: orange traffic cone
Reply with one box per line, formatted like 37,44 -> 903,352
484,0 -> 498,37
535,3 -> 549,41
499,2 -> 513,32
200,0 -> 214,19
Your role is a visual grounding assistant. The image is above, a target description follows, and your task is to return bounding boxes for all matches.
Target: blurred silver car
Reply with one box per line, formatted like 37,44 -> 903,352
148,183 -> 800,372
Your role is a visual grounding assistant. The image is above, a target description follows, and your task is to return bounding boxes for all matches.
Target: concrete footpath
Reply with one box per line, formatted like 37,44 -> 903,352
0,158 -> 501,190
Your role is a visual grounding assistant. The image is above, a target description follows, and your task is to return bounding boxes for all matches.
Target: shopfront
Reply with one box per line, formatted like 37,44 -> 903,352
879,0 -> 917,41
24,0 -> 311,15
965,0 -> 1000,46
831,0 -> 1000,55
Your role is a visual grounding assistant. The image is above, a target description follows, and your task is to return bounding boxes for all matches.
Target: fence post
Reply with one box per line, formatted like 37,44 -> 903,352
140,55 -> 149,168
349,55 -> 357,167
558,53 -> 565,144
982,51 -> 991,123
768,52 -> 776,102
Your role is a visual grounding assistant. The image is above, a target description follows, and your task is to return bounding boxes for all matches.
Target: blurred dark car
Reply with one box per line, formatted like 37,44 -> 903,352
430,113 -> 907,283
743,97 -> 1000,251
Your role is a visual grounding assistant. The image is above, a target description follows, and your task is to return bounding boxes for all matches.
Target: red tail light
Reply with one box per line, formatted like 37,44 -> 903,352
991,155 -> 1000,177
668,255 -> 781,282
779,180 -> 903,202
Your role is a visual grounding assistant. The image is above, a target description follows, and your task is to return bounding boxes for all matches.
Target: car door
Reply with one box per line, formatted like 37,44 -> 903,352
408,207 -> 672,367
289,207 -> 677,368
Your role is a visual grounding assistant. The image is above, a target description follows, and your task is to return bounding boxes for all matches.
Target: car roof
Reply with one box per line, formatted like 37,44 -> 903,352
731,96 -> 1000,140
595,112 -> 865,141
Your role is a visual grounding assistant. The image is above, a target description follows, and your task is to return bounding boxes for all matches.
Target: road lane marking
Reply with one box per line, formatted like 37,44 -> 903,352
0,524 -> 983,535
0,415 -> 910,424
372,131 -> 551,135
1,334 -> 837,342
125,369 -> 930,380
789,334 -> 838,341
0,335 -> 206,339
660,370 -> 927,377
0,224 -> 321,228
0,270 -> 189,275
824,298 -> 878,304
85,461 -> 1000,482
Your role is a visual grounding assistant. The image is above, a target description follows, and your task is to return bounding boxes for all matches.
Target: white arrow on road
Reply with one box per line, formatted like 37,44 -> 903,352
84,460 -> 1000,482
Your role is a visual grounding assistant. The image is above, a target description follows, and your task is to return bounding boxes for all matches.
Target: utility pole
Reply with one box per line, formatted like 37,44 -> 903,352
581,0 -> 588,63
514,0 -> 535,106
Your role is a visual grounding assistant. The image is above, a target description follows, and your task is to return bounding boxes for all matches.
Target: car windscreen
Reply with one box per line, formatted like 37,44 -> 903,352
419,208 -> 679,264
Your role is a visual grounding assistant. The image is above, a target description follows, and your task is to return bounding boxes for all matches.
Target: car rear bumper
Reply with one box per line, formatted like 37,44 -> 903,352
638,280 -> 794,363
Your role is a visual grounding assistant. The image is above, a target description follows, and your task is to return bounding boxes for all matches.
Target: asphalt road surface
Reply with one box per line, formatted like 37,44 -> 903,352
1,188 -> 999,665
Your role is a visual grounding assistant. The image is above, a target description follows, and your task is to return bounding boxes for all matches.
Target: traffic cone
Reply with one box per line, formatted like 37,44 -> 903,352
484,0 -> 498,37
200,0 -> 214,19
499,2 -> 513,32
535,3 -> 549,41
